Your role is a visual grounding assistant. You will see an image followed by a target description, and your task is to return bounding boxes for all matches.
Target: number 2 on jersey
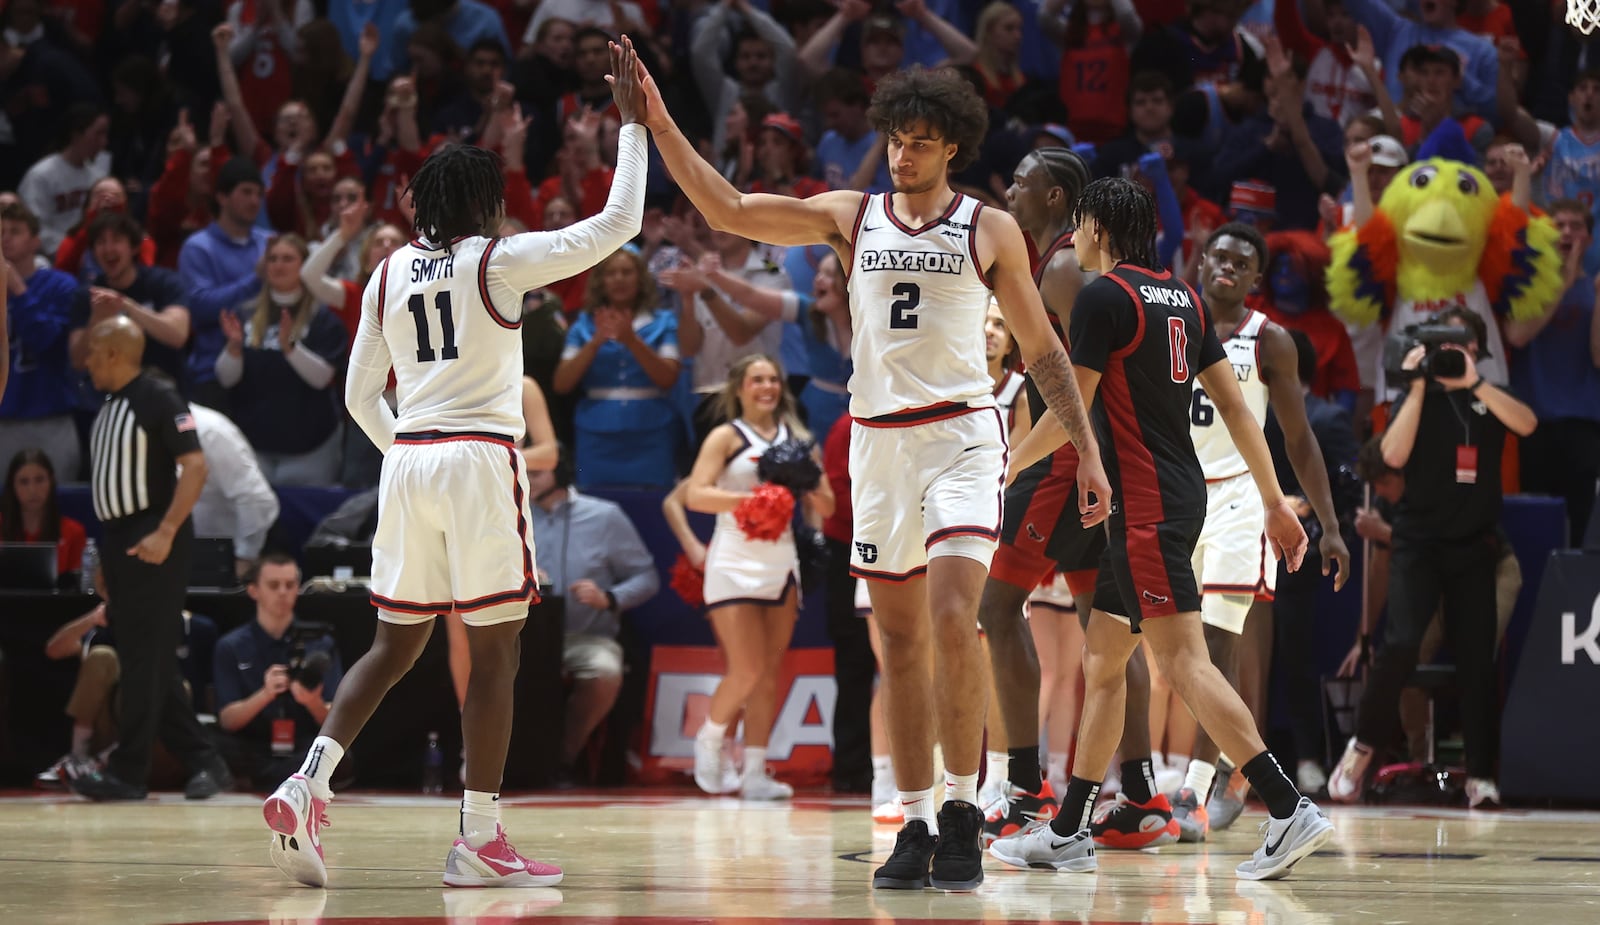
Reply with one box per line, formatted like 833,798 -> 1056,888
408,292 -> 459,363
890,282 -> 921,329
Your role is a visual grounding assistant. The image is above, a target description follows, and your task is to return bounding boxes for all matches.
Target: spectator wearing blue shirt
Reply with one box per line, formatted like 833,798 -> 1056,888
0,201 -> 82,480
813,69 -> 892,193
214,553 -> 347,788
389,0 -> 511,78
1209,50 -> 1347,232
1509,200 -> 1600,547
178,158 -> 271,413
1335,0 -> 1498,117
554,248 -> 683,489
329,0 -> 411,83
214,235 -> 348,485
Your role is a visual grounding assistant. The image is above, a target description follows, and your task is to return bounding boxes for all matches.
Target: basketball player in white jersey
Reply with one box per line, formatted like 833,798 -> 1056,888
1164,224 -> 1350,842
616,38 -> 1107,892
259,40 -> 649,890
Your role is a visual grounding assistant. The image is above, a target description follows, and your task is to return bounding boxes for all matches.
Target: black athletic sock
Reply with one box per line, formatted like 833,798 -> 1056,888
1007,746 -> 1042,793
1242,750 -> 1302,819
1120,758 -> 1156,804
1050,776 -> 1102,836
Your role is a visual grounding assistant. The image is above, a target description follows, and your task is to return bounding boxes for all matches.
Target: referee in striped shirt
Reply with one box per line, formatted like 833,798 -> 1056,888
69,316 -> 232,801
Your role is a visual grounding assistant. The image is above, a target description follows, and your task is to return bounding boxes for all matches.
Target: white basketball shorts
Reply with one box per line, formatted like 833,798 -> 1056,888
371,431 -> 538,626
1191,471 -> 1276,633
848,404 -> 1005,582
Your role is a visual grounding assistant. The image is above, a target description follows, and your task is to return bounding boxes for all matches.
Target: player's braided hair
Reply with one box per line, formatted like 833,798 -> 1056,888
867,66 -> 989,172
1075,177 -> 1160,268
407,143 -> 506,245
1204,222 -> 1270,271
1030,146 -> 1090,214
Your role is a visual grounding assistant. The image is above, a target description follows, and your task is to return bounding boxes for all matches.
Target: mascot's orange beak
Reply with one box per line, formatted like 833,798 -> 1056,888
1400,198 -> 1472,273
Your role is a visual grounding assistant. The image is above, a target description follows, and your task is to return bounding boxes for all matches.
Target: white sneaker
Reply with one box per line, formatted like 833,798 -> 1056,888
1466,778 -> 1501,809
871,770 -> 896,810
1235,797 -> 1334,881
1327,738 -> 1373,803
988,821 -> 1097,873
740,770 -> 793,801
978,778 -> 1007,818
693,728 -> 727,794
872,799 -> 905,825
263,774 -> 330,887
1297,760 -> 1328,794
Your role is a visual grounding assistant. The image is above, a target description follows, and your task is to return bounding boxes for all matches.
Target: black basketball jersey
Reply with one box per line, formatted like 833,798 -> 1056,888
1068,264 -> 1226,526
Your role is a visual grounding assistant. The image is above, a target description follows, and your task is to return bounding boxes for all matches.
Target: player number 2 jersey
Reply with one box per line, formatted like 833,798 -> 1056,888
1191,309 -> 1270,481
847,193 -> 995,419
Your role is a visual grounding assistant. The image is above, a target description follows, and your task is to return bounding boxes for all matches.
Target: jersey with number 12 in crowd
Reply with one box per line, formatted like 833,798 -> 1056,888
846,192 -> 996,419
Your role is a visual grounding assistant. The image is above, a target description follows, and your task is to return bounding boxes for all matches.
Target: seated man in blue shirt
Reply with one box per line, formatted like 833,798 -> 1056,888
214,552 -> 346,788
529,446 -> 659,782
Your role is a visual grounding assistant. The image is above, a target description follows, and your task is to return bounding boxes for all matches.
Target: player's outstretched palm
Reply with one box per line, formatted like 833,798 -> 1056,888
1076,451 -> 1113,528
616,35 -> 669,132
1266,500 -> 1308,573
606,35 -> 645,126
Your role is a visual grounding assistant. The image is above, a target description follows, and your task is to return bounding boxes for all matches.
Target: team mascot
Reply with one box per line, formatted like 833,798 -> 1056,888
1327,142 -> 1562,372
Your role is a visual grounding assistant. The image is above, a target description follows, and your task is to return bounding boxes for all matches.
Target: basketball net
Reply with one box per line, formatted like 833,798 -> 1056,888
1570,0 -> 1600,36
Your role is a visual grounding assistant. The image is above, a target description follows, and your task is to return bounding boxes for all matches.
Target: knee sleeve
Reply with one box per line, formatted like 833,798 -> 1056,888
1199,594 -> 1253,635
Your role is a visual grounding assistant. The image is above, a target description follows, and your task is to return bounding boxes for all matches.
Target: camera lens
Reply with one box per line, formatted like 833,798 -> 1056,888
1431,349 -> 1466,380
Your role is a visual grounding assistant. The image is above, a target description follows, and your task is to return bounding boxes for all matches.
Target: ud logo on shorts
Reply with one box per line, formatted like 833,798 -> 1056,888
855,541 -> 879,564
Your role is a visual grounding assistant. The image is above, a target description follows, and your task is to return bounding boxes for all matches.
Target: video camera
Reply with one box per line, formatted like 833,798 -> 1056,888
1383,323 -> 1474,385
285,621 -> 335,690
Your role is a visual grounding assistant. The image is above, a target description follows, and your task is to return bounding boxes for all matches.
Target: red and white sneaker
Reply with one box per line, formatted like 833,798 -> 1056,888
263,773 -> 330,887
443,825 -> 564,887
1089,792 -> 1180,850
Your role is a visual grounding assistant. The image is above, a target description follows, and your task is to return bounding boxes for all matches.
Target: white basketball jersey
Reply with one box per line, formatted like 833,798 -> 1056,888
368,236 -> 526,437
847,193 -> 995,419
1192,309 -> 1271,481
714,418 -> 791,534
994,367 -> 1026,430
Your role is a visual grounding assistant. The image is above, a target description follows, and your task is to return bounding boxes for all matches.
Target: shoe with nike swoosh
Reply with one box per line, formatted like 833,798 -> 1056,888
1234,797 -> 1333,881
987,821 -> 1097,873
443,825 -> 564,887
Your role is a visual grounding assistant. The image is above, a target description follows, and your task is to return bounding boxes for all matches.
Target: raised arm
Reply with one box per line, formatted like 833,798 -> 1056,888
300,222 -> 355,308
211,23 -> 263,161
624,36 -> 862,247
324,23 -> 380,151
1261,324 -> 1350,589
901,0 -> 977,66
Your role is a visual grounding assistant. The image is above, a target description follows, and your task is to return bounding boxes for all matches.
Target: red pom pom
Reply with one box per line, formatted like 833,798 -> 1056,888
734,483 -> 795,541
669,553 -> 705,608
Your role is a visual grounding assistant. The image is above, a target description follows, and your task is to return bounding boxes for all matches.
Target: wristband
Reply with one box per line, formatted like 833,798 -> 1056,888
604,590 -> 618,611
1468,377 -> 1485,393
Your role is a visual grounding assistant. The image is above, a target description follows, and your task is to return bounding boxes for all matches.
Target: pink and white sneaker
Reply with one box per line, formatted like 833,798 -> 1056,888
263,773 -> 330,887
443,825 -> 564,887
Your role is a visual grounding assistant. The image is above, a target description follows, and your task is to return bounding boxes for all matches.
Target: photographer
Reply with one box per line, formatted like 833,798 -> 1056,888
213,552 -> 345,788
1329,308 -> 1536,810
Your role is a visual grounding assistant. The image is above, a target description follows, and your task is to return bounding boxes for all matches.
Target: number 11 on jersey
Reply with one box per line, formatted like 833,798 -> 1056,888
408,292 -> 459,363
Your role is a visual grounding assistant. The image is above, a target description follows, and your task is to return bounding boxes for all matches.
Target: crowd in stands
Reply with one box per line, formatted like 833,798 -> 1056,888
3,0 -> 1599,792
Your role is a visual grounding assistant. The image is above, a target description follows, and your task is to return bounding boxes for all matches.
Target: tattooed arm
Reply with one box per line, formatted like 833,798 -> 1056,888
984,210 -> 1112,526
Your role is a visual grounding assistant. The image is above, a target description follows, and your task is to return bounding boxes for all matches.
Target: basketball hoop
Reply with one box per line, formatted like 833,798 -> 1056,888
1570,0 -> 1600,36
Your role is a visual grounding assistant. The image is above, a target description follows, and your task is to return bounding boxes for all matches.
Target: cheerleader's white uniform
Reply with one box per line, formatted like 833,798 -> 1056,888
703,419 -> 800,608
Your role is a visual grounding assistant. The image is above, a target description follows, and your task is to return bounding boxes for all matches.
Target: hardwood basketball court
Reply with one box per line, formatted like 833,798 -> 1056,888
2,791 -> 1597,924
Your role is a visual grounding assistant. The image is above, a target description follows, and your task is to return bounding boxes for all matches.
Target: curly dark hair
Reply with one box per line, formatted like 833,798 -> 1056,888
1076,177 -> 1160,268
867,66 -> 989,173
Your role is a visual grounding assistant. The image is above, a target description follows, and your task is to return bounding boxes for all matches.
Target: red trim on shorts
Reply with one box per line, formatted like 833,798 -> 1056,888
859,401 -> 975,428
851,564 -> 928,582
1064,568 -> 1098,598
967,201 -> 991,289
1124,522 -> 1179,619
478,238 -> 519,330
925,525 -> 1000,549
371,593 -> 451,615
393,430 -> 517,447
455,582 -> 538,613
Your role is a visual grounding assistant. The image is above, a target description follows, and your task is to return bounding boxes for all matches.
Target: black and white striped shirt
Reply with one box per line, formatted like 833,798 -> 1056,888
89,372 -> 202,524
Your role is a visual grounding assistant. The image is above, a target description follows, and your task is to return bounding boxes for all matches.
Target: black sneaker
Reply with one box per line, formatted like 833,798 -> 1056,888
982,780 -> 1060,846
68,766 -> 147,802
872,820 -> 937,890
185,756 -> 235,800
930,799 -> 985,891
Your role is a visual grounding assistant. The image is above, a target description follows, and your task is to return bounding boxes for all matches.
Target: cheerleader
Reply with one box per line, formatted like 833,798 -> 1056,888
667,355 -> 833,800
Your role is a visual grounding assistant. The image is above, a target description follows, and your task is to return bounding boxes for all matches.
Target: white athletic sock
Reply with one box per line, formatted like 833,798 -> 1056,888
298,736 -> 343,798
460,790 -> 500,849
944,769 -> 980,807
1047,752 -> 1068,785
984,751 -> 1008,790
872,754 -> 893,776
1185,759 -> 1218,799
900,786 -> 939,834
743,747 -> 768,782
1167,753 -> 1190,773
698,719 -> 729,743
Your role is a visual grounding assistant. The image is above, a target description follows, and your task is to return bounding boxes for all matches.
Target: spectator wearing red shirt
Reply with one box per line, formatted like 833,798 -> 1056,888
0,448 -> 87,581
1251,230 -> 1361,412
146,107 -> 231,269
